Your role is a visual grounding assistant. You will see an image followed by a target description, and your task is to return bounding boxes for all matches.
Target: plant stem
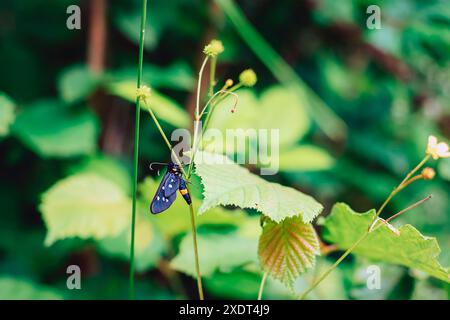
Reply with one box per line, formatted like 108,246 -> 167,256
385,195 -> 432,223
129,0 -> 148,300
257,271 -> 268,300
189,57 -> 209,177
209,56 -> 217,97
144,101 -> 187,177
299,155 -> 430,300
187,184 -> 204,300
375,155 -> 430,219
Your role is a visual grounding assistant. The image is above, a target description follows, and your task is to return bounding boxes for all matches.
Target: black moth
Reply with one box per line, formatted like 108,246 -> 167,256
150,162 -> 191,214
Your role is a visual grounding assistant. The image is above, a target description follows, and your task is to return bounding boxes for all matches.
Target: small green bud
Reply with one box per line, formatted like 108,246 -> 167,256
203,39 -> 224,57
239,69 -> 257,87
136,85 -> 151,101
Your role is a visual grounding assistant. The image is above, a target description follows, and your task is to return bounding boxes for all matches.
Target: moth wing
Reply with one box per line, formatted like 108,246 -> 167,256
162,173 -> 180,197
150,172 -> 178,214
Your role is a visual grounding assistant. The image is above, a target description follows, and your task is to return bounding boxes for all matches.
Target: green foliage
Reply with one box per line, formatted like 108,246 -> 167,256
12,100 -> 99,157
209,86 -> 310,148
58,65 -> 102,104
0,92 -> 16,137
98,209 -> 166,272
259,217 -> 320,288
278,145 -> 335,172
194,151 -> 323,223
0,277 -> 63,300
171,229 -> 258,278
1,0 -> 449,300
40,173 -> 131,245
322,203 -> 450,282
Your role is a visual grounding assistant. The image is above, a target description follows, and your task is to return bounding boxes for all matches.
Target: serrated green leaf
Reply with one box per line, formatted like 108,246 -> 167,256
40,173 -> 131,246
322,203 -> 450,283
194,151 -> 323,223
58,65 -> 102,103
171,230 -> 258,278
207,86 -> 310,152
12,100 -> 99,157
0,92 -> 16,137
259,216 -> 320,288
0,277 -> 63,300
278,145 -> 335,172
105,80 -> 190,127
97,208 -> 165,272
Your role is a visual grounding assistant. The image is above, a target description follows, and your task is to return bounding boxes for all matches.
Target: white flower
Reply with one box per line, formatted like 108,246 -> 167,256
426,135 -> 450,160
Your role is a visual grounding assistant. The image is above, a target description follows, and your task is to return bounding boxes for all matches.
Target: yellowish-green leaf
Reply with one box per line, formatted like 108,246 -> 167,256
0,92 -> 16,137
194,151 -> 323,223
105,80 -> 190,127
97,207 -> 165,271
12,100 -> 98,157
40,173 -> 131,246
207,86 -> 310,151
171,230 -> 258,277
259,216 -> 320,288
322,203 -> 450,283
278,145 -> 335,172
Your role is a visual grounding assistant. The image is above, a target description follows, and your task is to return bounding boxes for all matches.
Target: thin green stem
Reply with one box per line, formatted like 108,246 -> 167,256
257,271 -> 268,300
201,83 -> 242,139
187,184 -> 204,300
299,155 -> 431,300
144,101 -> 187,178
209,56 -> 217,97
375,155 -> 430,219
189,57 -> 209,177
129,0 -> 148,300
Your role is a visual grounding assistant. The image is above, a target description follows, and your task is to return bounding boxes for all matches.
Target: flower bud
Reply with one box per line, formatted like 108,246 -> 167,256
239,69 -> 257,87
421,167 -> 436,180
225,79 -> 234,87
203,39 -> 224,57
136,85 -> 151,101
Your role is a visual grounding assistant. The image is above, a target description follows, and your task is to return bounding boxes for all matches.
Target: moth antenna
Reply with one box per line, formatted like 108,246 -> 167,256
149,162 -> 169,171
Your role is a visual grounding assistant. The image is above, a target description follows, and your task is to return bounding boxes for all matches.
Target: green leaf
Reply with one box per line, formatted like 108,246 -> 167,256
105,80 -> 190,127
97,209 -> 166,272
0,277 -> 63,300
12,100 -> 99,157
58,65 -> 102,104
40,173 -> 131,246
322,203 -> 450,283
208,86 -> 310,150
68,155 -> 132,195
194,151 -> 323,223
259,216 -> 320,288
171,230 -> 258,278
0,92 -> 16,137
278,145 -> 335,172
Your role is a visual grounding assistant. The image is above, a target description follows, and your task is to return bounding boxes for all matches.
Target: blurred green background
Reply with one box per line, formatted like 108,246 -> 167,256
0,0 -> 449,299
